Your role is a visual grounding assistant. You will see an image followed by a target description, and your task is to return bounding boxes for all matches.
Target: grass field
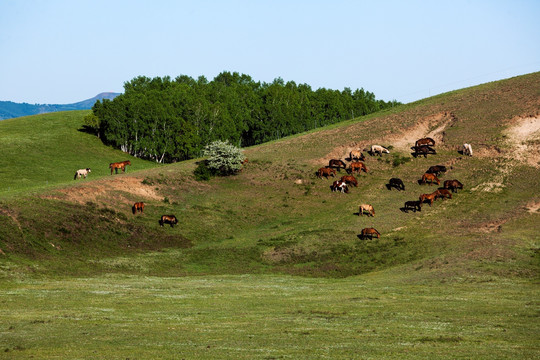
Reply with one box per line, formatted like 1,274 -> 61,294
0,73 -> 539,358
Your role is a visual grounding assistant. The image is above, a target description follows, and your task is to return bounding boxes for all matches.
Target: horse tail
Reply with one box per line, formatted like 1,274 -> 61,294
132,205 -> 136,215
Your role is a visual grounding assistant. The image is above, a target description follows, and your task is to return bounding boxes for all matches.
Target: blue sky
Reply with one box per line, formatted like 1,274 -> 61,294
1,0 -> 539,104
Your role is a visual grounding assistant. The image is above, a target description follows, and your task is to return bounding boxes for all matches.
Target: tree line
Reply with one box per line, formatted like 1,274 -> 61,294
89,71 -> 399,163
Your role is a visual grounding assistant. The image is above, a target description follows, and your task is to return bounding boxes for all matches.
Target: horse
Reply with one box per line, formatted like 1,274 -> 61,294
462,143 -> 473,156
349,150 -> 366,162
415,137 -> 435,147
412,145 -> 436,158
359,204 -> 375,217
132,202 -> 145,214
109,160 -> 131,175
426,165 -> 447,176
444,179 -> 463,193
388,178 -> 405,191
434,189 -> 452,200
349,161 -> 368,174
419,192 -> 438,206
328,159 -> 347,172
421,173 -> 440,185
340,175 -> 358,187
360,227 -> 380,239
331,180 -> 349,193
371,145 -> 390,156
159,215 -> 178,227
74,168 -> 91,180
403,200 -> 422,212
317,167 -> 336,179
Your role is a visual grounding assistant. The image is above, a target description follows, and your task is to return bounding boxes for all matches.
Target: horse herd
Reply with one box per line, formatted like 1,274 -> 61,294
73,160 -> 178,228
316,139 -> 468,240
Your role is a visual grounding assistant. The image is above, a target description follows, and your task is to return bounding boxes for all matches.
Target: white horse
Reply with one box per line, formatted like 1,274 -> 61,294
371,145 -> 390,156
462,143 -> 473,156
74,168 -> 91,180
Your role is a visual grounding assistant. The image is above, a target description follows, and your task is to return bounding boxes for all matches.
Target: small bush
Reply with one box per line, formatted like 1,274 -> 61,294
202,140 -> 246,176
193,161 -> 215,181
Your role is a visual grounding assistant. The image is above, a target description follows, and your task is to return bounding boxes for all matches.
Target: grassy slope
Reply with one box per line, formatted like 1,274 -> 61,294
0,74 -> 538,358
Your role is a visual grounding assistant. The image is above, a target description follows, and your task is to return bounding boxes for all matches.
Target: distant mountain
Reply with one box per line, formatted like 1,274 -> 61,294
0,92 -> 121,120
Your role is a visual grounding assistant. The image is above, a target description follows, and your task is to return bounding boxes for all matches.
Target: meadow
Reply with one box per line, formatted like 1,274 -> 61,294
0,73 -> 539,359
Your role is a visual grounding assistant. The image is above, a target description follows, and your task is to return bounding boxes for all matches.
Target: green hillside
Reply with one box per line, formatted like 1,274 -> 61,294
0,73 -> 538,359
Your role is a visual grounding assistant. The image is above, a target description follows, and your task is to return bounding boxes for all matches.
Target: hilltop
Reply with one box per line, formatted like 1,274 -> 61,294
0,92 -> 120,120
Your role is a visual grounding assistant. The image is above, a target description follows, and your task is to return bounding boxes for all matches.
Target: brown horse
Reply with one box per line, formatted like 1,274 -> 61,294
415,137 -> 435,147
349,150 -> 366,161
421,173 -> 440,185
349,161 -> 368,174
317,167 -> 336,179
412,145 -> 436,158
360,227 -> 380,239
159,215 -> 178,227
109,160 -> 131,175
444,179 -> 463,193
419,192 -> 438,206
132,202 -> 145,214
388,178 -> 405,191
328,159 -> 347,172
434,189 -> 452,200
340,175 -> 358,187
359,204 -> 375,217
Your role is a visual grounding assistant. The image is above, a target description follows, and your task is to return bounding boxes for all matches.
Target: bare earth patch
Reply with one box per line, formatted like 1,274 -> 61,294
504,115 -> 540,168
44,176 -> 162,205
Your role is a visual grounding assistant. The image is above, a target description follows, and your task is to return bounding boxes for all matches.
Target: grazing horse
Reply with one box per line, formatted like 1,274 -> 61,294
403,200 -> 422,212
434,189 -> 452,200
444,179 -> 463,193
415,137 -> 436,147
349,150 -> 365,161
426,165 -> 447,176
328,159 -> 347,172
317,167 -> 336,179
412,145 -> 436,158
340,175 -> 358,187
132,202 -> 145,214
331,180 -> 349,193
109,160 -> 131,175
419,192 -> 438,206
159,215 -> 178,227
74,168 -> 91,180
388,178 -> 405,191
421,173 -> 440,185
359,204 -> 375,217
349,161 -> 368,174
371,145 -> 390,156
360,227 -> 380,239
462,143 -> 473,156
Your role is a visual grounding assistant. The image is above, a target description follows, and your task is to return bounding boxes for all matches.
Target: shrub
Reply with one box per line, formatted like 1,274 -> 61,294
201,140 -> 246,176
193,161 -> 215,181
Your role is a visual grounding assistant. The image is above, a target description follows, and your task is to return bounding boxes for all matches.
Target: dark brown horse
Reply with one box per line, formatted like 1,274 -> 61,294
328,159 -> 347,172
360,227 -> 380,239
317,167 -> 336,179
349,161 -> 368,174
340,175 -> 358,187
421,173 -> 440,185
109,160 -> 131,175
412,145 -> 436,158
132,202 -> 145,214
159,215 -> 178,227
444,179 -> 463,193
388,178 -> 405,191
403,200 -> 422,212
415,137 -> 435,147
426,165 -> 447,176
